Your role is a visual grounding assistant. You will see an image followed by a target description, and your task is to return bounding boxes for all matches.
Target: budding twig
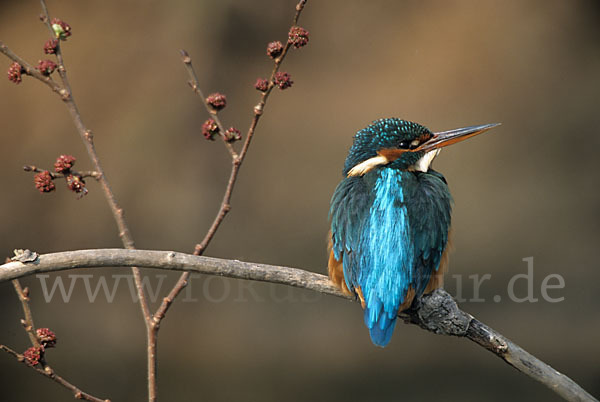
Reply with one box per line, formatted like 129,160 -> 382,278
2,266 -> 108,402
23,165 -> 101,179
3,1 -> 153,400
12,279 -> 40,348
153,0 -> 311,342
180,50 -> 237,158
2,1 -> 311,401
37,0 -> 152,316
0,41 -> 65,94
0,344 -> 110,402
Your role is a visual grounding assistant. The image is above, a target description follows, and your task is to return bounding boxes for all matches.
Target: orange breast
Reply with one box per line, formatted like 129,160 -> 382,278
327,233 -> 352,296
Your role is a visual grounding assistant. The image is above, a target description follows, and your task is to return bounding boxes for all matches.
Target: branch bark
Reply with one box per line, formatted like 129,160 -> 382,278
0,249 -> 596,402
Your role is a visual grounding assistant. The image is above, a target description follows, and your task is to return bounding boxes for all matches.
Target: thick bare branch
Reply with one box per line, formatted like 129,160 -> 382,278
0,249 -> 596,402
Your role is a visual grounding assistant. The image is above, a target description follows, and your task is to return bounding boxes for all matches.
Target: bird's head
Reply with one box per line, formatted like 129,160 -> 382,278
343,118 -> 499,177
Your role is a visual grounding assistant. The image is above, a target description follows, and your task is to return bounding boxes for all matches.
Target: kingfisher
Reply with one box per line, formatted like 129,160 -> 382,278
328,118 -> 499,347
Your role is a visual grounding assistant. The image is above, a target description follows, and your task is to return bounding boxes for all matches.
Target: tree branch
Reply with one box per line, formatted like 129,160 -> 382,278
11,279 -> 40,347
180,50 -> 237,158
3,2 -> 311,400
23,165 -> 101,180
153,0 -> 310,333
0,249 -> 596,402
35,2 -> 150,317
36,2 -> 156,399
0,41 -> 65,95
3,256 -> 109,402
0,345 -> 110,402
187,0 -> 308,258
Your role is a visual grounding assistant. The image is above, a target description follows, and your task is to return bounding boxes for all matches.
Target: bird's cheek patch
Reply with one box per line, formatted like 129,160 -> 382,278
347,155 -> 390,177
346,148 -> 413,177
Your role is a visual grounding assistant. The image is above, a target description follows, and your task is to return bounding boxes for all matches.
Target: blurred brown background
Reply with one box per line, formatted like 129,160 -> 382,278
1,1 -> 599,401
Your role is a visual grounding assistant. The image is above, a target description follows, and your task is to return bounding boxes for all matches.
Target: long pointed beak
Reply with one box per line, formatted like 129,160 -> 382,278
418,123 -> 500,152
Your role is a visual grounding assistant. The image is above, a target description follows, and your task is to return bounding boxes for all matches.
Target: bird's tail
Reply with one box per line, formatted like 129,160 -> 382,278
364,306 -> 397,347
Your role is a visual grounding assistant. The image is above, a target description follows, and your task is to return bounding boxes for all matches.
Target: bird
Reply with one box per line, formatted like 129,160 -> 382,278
328,118 -> 499,347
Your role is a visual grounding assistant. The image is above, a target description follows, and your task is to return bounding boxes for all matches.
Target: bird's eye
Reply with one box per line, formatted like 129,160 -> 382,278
399,139 -> 422,150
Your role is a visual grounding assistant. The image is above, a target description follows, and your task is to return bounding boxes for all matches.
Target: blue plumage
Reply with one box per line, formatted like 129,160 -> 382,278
361,169 -> 414,346
329,118 -> 453,347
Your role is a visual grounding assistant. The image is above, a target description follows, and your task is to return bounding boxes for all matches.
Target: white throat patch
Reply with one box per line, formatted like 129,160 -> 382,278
410,149 -> 441,172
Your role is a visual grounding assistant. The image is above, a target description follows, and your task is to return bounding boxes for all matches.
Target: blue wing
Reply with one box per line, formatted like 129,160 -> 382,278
329,176 -> 371,293
404,170 -> 452,295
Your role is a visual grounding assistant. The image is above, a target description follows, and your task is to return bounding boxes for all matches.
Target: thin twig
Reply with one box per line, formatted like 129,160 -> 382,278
154,0 -> 310,324
0,41 -> 65,95
12,279 -> 40,347
152,271 -> 190,323
2,2 -> 313,401
37,0 -> 150,321
191,0 -> 308,256
193,163 -> 237,255
7,272 -> 107,401
180,50 -> 237,158
37,2 -> 156,400
293,0 -> 307,25
0,249 -> 596,402
37,2 -> 138,250
238,1 -> 305,163
156,0 -> 308,396
23,165 -> 101,180
0,345 -> 110,402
